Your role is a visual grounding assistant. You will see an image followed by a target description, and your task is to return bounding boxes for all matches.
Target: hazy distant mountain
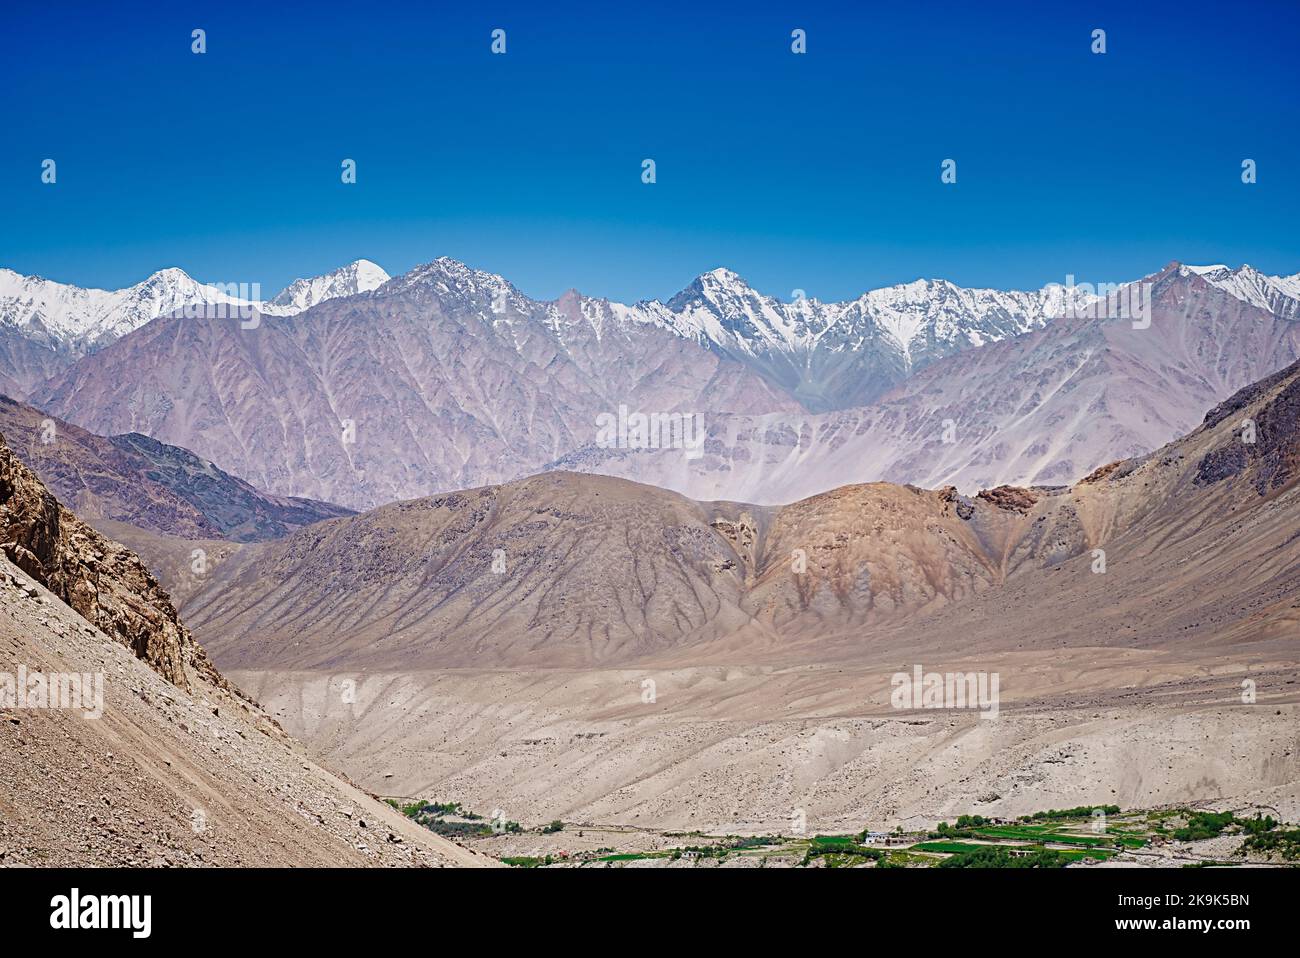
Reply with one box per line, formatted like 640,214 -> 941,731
3,254 -> 1105,409
0,267 -> 253,397
0,331 -> 73,410
649,267 -> 1098,410
37,258 -> 800,509
0,259 -> 389,398
1180,263 -> 1300,322
27,256 -> 1300,511
555,266 -> 1300,501
0,266 -> 255,351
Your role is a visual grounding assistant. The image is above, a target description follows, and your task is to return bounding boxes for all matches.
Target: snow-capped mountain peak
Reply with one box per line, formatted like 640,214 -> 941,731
1179,263 -> 1300,321
634,269 -> 1108,408
0,259 -> 394,357
379,257 -> 533,322
662,267 -> 822,359
388,256 -> 513,292
9,255 -> 1296,417
0,265 -> 244,347
267,259 -> 390,312
700,266 -> 749,288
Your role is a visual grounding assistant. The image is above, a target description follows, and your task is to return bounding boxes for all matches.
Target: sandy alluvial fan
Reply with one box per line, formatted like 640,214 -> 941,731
0,431 -> 490,867
184,359 -> 1300,834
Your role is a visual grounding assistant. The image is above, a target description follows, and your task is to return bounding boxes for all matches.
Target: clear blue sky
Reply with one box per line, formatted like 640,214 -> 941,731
2,0 -> 1297,302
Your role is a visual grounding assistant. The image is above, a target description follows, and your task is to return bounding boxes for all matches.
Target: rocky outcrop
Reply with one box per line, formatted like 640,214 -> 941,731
0,478 -> 489,868
939,484 -> 976,519
1079,460 -> 1126,484
0,431 -> 223,691
975,485 -> 1040,513
1195,358 -> 1300,494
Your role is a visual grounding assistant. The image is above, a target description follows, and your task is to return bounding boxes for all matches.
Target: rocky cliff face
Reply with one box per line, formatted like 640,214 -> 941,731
0,431 -> 221,691
0,426 -> 496,868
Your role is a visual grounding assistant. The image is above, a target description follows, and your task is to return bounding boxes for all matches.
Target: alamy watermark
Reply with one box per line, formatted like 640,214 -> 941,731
1,666 -> 104,719
50,888 -> 151,938
891,664 -> 999,720
1048,275 -> 1152,329
179,282 -> 263,329
595,405 -> 706,459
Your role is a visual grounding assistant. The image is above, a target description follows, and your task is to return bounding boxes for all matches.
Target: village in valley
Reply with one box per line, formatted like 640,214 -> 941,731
381,798 -> 1300,869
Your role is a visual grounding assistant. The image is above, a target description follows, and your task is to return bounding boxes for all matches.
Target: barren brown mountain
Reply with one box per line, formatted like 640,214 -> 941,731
188,362 -> 1300,833
189,474 -> 1037,670
189,352 -> 1300,671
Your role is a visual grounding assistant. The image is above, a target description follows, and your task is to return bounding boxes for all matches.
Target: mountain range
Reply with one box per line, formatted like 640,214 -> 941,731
0,259 -> 389,397
184,354 -> 1300,672
559,264 -> 1300,501
32,258 -> 799,508
7,256 -> 1299,512
189,355 -> 1300,834
5,252 -> 1299,853
1182,263 -> 1300,322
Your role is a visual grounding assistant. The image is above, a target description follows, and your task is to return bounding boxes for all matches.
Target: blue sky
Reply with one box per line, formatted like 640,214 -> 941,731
2,0 -> 1297,302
